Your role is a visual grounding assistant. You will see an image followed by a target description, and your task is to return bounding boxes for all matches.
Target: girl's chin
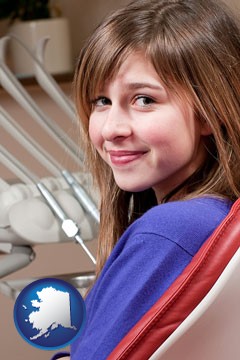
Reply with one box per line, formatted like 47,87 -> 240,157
115,181 -> 151,193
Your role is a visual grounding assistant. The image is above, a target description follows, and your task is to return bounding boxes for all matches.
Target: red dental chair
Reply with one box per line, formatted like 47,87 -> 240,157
108,198 -> 240,360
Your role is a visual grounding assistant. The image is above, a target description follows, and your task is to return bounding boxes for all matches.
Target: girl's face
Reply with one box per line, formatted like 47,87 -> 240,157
89,52 -> 210,202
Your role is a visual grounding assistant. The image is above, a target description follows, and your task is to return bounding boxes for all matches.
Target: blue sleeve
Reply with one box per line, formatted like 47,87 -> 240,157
71,233 -> 192,360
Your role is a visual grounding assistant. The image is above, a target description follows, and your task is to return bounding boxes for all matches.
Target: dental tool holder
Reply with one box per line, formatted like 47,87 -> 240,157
0,35 -> 99,299
0,174 -> 98,246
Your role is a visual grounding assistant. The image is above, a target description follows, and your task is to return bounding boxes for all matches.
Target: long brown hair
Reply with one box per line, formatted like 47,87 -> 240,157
73,0 -> 240,276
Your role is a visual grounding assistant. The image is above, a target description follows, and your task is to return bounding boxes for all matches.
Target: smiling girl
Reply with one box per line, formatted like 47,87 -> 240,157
89,52 -> 210,200
53,0 -> 240,359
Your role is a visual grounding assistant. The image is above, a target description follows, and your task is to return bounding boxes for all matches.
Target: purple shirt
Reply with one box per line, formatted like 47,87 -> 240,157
55,197 -> 232,360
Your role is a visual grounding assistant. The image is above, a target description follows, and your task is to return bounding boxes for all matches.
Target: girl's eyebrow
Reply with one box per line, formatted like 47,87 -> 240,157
127,82 -> 164,91
98,82 -> 165,94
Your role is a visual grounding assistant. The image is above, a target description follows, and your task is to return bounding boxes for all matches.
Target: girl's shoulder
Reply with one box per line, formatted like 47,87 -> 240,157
141,196 -> 232,225
128,196 -> 232,256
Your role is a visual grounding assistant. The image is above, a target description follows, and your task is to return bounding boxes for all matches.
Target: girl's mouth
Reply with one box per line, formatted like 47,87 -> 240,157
107,150 -> 147,165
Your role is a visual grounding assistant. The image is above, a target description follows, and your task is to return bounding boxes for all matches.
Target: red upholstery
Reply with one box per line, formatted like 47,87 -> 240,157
108,199 -> 240,360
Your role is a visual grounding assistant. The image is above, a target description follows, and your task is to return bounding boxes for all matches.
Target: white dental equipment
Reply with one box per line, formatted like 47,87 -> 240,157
0,34 -> 98,299
0,146 -> 96,264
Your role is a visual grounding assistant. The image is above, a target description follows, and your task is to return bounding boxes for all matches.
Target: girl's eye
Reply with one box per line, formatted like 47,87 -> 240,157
92,96 -> 111,107
134,96 -> 155,107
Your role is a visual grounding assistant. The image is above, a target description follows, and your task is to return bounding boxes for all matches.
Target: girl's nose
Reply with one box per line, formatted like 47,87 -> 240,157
101,105 -> 132,141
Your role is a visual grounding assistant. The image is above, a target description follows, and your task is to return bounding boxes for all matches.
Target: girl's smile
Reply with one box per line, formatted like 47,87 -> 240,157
106,149 -> 148,166
89,52 -> 211,202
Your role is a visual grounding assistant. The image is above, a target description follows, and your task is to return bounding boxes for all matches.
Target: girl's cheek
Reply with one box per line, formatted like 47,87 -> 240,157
89,118 -> 102,148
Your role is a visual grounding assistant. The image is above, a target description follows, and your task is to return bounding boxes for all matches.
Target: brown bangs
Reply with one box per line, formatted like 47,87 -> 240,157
74,26 -> 138,131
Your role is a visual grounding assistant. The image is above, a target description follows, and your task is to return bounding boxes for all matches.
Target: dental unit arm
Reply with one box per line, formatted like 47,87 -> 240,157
0,35 -> 98,299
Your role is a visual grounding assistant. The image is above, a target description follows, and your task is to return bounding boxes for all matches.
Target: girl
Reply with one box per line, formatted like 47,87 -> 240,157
55,0 -> 240,358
